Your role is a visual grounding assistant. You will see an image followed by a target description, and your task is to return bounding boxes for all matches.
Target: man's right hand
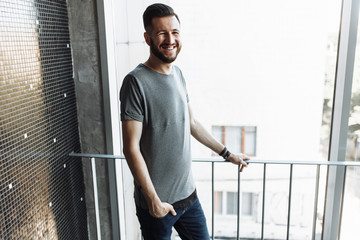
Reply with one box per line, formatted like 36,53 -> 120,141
149,201 -> 177,218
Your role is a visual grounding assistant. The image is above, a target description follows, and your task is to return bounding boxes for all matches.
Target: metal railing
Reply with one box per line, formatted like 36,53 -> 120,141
69,152 -> 360,240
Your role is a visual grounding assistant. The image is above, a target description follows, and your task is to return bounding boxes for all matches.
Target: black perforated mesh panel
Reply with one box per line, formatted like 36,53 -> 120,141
0,0 -> 88,239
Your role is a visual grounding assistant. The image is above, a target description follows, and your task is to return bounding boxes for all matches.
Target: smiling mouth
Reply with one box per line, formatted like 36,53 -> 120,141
162,45 -> 176,50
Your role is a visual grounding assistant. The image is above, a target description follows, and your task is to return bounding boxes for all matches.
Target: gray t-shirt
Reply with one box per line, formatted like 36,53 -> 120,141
120,64 -> 195,209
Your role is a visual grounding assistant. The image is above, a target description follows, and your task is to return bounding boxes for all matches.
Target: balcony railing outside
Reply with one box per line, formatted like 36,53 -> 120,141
69,152 -> 360,240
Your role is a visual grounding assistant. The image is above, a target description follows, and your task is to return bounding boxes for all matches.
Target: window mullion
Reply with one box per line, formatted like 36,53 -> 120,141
323,0 -> 360,239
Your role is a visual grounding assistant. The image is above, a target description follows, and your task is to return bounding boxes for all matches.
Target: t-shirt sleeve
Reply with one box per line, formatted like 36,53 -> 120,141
120,75 -> 144,122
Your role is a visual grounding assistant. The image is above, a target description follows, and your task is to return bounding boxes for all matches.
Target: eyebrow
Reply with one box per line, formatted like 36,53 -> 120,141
156,28 -> 180,34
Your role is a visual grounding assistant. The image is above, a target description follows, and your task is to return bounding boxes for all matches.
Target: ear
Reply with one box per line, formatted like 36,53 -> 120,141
144,32 -> 151,46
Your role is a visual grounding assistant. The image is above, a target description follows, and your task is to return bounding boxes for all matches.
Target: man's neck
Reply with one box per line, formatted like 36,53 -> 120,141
144,57 -> 173,75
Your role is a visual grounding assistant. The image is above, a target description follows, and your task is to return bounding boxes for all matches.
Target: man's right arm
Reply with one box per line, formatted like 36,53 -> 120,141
121,120 -> 176,217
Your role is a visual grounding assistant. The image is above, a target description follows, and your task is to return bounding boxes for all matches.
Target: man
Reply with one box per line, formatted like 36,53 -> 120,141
120,3 -> 249,240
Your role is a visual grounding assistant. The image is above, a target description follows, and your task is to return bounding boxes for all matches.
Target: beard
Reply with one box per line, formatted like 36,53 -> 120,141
149,38 -> 181,63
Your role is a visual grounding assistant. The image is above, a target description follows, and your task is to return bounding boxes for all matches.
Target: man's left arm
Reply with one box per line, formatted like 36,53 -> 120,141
188,103 -> 249,171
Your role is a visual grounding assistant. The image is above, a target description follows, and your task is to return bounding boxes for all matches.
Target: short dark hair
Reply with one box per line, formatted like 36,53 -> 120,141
143,3 -> 180,32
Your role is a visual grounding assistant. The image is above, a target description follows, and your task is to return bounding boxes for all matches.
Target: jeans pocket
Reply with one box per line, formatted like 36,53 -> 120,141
153,212 -> 172,221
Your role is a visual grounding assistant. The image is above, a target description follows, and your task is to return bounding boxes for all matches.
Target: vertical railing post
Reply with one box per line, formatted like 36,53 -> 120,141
91,157 -> 102,240
236,165 -> 241,240
286,164 -> 293,240
338,165 -> 348,238
211,162 -> 215,240
261,164 -> 267,240
312,165 -> 321,240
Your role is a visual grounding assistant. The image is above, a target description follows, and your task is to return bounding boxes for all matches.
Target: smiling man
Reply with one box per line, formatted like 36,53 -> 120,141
120,3 -> 249,240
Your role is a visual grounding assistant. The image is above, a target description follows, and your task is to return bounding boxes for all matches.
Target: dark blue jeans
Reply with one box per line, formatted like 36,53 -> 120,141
136,197 -> 210,240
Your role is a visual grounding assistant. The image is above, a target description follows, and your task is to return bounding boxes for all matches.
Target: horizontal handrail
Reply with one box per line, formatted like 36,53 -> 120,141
69,152 -> 360,166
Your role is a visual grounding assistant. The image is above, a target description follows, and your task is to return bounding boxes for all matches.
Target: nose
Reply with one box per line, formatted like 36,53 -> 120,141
165,33 -> 176,44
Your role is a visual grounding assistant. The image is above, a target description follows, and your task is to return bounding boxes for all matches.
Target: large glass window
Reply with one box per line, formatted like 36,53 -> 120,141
110,0 -> 354,239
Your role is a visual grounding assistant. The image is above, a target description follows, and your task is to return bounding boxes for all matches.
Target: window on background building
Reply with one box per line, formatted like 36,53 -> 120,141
214,191 -> 223,214
241,192 -> 254,216
226,192 -> 237,215
214,191 -> 255,217
212,126 -> 257,156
